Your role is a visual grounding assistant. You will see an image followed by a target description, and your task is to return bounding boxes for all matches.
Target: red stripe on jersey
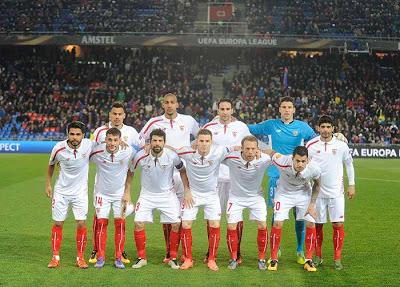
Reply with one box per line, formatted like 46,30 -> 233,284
178,151 -> 196,155
203,122 -> 218,129
51,147 -> 66,163
142,119 -> 163,135
89,150 -> 104,159
225,156 -> 240,159
306,139 -> 319,149
95,127 -> 109,143
272,160 -> 290,168
134,154 -> 149,169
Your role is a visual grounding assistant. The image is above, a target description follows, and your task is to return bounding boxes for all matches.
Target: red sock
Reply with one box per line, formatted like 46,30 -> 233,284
92,214 -> 98,251
226,229 -> 238,260
114,218 -> 125,259
96,218 -> 108,258
169,230 -> 180,259
237,221 -> 244,256
51,225 -> 63,256
270,227 -> 281,260
315,224 -> 324,258
162,224 -> 172,256
134,229 -> 146,259
76,227 -> 87,259
305,226 -> 316,260
257,228 -> 268,260
333,225 -> 345,260
181,228 -> 192,260
208,227 -> 221,261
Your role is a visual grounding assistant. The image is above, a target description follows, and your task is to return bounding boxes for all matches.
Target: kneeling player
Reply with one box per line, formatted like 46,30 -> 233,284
123,129 -> 190,269
224,136 -> 272,270
267,146 -> 321,272
90,128 -> 135,269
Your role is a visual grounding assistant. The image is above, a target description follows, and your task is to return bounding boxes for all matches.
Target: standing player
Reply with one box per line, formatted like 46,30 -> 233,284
123,129 -> 190,269
248,96 -> 316,264
140,92 -> 199,262
306,115 -> 356,270
223,136 -> 272,270
46,121 -> 93,269
89,128 -> 135,269
177,129 -> 233,271
203,98 -> 251,263
267,146 -> 321,272
90,102 -> 144,264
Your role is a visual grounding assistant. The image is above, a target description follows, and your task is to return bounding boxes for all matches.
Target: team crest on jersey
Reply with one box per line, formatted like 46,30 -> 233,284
123,136 -> 128,142
317,150 -> 321,153
179,125 -> 185,131
103,160 -> 107,163
82,153 -> 87,158
332,149 -> 337,155
232,131 -> 237,137
208,160 -> 214,166
293,130 -> 299,136
214,132 -> 219,135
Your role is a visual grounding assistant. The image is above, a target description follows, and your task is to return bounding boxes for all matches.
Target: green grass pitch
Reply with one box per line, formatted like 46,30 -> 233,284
0,154 -> 399,286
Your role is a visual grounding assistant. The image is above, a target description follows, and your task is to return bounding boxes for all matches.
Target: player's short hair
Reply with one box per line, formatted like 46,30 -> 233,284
318,115 -> 334,127
150,128 -> 166,142
218,98 -> 233,109
241,135 -> 258,146
163,91 -> 178,101
197,129 -> 212,139
67,121 -> 86,134
293,146 -> 308,157
279,96 -> 295,106
106,127 -> 121,138
111,102 -> 126,113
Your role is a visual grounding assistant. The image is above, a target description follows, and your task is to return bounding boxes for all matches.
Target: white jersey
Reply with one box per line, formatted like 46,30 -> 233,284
272,153 -> 321,195
204,119 -> 251,181
93,122 -> 144,148
224,151 -> 272,197
130,148 -> 184,194
49,138 -> 93,196
177,146 -> 230,194
90,144 -> 135,197
306,136 -> 353,198
140,114 -> 200,149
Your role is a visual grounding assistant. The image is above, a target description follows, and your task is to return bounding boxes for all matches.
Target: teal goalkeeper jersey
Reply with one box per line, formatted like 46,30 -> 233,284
248,119 -> 316,177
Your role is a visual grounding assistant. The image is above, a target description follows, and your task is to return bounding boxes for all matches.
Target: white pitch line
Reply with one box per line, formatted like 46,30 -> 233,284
357,177 -> 400,183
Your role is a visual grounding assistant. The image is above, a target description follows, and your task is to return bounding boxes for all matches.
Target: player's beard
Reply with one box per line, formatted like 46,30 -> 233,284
152,146 -> 162,154
68,139 -> 82,148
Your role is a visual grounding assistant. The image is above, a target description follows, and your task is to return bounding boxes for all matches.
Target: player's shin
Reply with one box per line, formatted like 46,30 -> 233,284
51,225 -> 63,256
270,227 -> 282,260
114,218 -> 125,259
257,228 -> 268,260
92,214 -> 98,251
294,215 -> 306,253
305,226 -> 316,260
237,221 -> 244,258
208,227 -> 221,261
333,224 -> 345,260
76,227 -> 87,259
181,228 -> 193,260
226,228 -> 238,260
169,229 -> 180,259
315,224 -> 324,258
162,224 -> 172,258
134,229 -> 146,259
96,219 -> 108,259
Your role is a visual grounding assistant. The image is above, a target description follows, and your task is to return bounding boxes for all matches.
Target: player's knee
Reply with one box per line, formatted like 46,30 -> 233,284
171,222 -> 181,232
273,220 -> 283,228
54,221 -> 64,227
306,221 -> 315,228
76,220 -> 86,228
332,222 -> 343,227
257,221 -> 267,229
182,221 -> 192,229
227,223 -> 237,230
135,221 -> 145,230
208,220 -> 220,228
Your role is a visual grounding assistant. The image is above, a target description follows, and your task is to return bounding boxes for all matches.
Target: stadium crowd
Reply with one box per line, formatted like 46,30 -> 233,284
0,48 -> 399,144
246,0 -> 400,38
226,53 -> 400,145
0,0 -> 196,33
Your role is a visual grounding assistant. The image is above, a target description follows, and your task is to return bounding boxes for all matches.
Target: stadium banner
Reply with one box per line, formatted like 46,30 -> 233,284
349,145 -> 400,159
0,141 -> 57,153
0,34 -> 398,50
209,4 -> 233,21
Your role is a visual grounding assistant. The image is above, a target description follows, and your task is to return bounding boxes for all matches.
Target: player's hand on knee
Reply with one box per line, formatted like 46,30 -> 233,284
122,192 -> 131,204
305,203 -> 317,220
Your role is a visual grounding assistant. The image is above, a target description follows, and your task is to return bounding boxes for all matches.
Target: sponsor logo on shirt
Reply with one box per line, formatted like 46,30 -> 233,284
180,125 -> 185,131
232,131 -> 237,137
